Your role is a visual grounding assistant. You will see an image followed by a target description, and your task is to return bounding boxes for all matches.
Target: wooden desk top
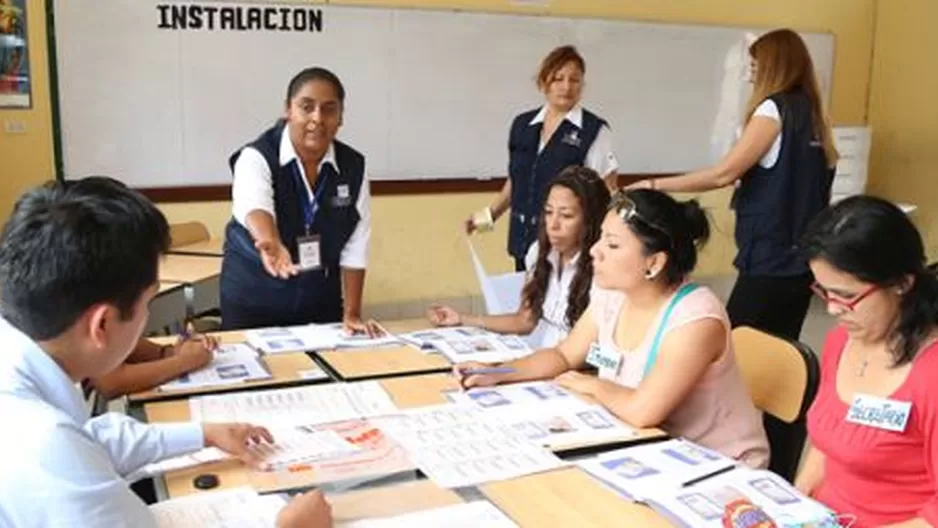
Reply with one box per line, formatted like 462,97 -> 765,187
317,346 -> 450,381
380,318 -> 429,334
482,468 -> 673,527
159,254 -> 222,284
169,238 -> 224,257
330,480 -> 462,524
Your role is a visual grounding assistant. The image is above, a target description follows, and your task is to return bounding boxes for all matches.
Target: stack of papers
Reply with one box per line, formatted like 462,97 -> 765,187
578,438 -> 736,500
188,381 -> 399,427
159,344 -> 271,391
642,468 -> 836,528
149,487 -> 285,528
375,404 -> 566,488
579,438 -> 836,527
400,327 -> 533,363
246,323 -> 400,354
340,501 -> 518,527
445,382 -> 637,449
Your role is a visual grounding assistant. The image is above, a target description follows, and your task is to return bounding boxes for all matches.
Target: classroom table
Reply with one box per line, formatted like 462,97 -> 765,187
144,372 -> 666,499
158,254 -> 222,317
329,480 -> 464,524
314,318 -> 452,381
128,331 -> 328,404
168,238 -> 224,257
145,282 -> 187,335
481,467 -> 673,527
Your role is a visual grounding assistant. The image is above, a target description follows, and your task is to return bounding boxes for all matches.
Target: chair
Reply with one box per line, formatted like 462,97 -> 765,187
468,239 -> 525,315
732,326 -> 820,482
168,221 -> 210,248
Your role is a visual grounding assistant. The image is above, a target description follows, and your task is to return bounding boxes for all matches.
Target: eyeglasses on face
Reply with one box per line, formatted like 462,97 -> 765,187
810,281 -> 879,311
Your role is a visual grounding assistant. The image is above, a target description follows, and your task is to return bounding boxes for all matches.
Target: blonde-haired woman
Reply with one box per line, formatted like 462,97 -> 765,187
631,29 -> 838,341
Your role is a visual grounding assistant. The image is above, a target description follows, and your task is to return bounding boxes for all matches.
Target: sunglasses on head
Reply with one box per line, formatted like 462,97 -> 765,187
611,191 -> 672,244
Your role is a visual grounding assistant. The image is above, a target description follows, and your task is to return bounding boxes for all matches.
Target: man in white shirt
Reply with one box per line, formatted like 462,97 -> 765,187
0,177 -> 331,527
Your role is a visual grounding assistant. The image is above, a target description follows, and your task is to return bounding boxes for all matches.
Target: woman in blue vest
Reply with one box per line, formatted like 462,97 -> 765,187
466,45 -> 619,271
220,67 -> 375,334
631,29 -> 838,341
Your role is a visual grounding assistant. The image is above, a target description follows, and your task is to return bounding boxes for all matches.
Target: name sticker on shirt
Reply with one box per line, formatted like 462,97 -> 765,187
586,342 -> 621,379
297,234 -> 322,271
845,393 -> 912,433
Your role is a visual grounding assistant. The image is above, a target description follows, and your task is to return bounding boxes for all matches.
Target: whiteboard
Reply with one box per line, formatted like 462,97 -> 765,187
53,1 -> 834,187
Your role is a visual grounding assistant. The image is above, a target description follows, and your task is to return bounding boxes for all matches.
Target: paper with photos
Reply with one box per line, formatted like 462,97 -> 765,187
246,323 -> 401,354
159,344 -> 271,390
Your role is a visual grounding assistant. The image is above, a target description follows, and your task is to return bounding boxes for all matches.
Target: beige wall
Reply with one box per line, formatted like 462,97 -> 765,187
867,0 -> 938,260
0,0 -> 53,219
5,0 -> 878,304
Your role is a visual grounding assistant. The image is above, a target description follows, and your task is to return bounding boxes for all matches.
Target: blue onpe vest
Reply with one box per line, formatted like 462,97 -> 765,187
220,120 -> 364,329
507,108 -> 606,260
731,92 -> 834,277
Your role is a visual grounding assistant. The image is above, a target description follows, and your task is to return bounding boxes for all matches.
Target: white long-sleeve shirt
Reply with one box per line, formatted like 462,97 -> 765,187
0,318 -> 204,527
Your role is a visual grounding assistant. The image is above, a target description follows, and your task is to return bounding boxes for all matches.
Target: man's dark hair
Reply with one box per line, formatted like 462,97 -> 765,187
0,176 -> 170,340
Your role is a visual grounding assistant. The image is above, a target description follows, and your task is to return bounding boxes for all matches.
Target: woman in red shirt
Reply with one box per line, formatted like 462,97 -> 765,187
797,195 -> 938,527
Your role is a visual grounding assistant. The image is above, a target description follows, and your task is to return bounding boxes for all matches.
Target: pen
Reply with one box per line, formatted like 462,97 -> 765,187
680,465 -> 736,488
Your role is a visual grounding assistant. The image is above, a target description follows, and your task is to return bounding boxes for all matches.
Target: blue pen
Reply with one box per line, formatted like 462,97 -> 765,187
459,367 -> 517,376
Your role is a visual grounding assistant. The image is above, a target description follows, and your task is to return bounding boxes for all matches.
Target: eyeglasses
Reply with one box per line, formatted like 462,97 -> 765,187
810,282 -> 879,311
611,191 -> 672,244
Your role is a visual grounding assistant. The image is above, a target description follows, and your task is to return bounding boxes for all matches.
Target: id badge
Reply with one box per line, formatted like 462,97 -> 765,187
845,393 -> 912,433
297,235 -> 322,271
586,342 -> 621,380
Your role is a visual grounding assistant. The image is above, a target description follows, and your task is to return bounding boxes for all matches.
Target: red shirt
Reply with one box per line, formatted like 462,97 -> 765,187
807,326 -> 938,527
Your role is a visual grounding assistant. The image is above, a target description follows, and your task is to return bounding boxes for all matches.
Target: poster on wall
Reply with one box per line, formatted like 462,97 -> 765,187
0,0 -> 30,108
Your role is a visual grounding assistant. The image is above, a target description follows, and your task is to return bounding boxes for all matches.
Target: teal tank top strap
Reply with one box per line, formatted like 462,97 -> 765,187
642,283 -> 700,377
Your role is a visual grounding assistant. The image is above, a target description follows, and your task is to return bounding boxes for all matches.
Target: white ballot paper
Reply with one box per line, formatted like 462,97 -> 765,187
150,487 -> 286,528
340,501 -> 518,528
641,467 -> 837,528
159,344 -> 271,390
129,447 -> 229,481
246,323 -> 401,354
578,438 -> 737,500
401,326 -> 532,363
374,404 -> 566,488
445,382 -> 637,449
188,381 -> 399,427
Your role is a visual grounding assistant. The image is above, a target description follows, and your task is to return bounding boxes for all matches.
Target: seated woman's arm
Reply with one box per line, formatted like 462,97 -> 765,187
427,303 -> 538,336
556,318 -> 724,428
456,308 -> 598,388
794,444 -> 826,497
88,340 -> 213,400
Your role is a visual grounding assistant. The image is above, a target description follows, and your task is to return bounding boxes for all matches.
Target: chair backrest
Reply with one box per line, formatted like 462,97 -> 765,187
468,238 -> 525,315
169,221 -> 210,248
732,325 -> 820,481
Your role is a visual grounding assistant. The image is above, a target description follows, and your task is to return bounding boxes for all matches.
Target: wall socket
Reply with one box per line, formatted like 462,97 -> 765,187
4,120 -> 26,134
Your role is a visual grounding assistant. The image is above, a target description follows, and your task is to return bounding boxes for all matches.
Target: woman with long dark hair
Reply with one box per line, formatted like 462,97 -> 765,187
797,196 -> 938,527
428,166 -> 610,348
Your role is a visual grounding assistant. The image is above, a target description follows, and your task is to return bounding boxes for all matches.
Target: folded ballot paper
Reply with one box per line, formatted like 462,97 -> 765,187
579,438 -> 837,528
245,322 -> 401,354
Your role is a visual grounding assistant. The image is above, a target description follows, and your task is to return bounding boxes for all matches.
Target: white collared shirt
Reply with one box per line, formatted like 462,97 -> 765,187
232,127 -> 371,269
528,105 -> 620,178
523,241 -> 582,348
0,318 -> 204,527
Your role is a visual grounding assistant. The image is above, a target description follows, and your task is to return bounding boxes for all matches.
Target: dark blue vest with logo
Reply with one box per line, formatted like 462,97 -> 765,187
507,108 -> 606,260
731,91 -> 834,277
220,120 -> 364,329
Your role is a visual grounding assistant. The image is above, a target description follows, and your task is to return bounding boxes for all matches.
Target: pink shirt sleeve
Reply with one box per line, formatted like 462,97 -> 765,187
911,341 -> 938,524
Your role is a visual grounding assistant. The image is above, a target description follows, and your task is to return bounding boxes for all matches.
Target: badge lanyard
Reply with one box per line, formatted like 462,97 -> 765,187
295,164 -> 331,235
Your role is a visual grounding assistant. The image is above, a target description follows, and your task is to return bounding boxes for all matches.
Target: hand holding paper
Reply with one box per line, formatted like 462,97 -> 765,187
202,423 -> 275,470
